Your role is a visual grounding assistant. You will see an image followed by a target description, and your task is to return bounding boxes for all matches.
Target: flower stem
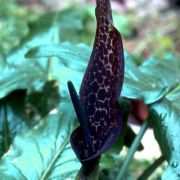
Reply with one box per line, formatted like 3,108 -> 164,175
116,120 -> 149,180
137,155 -> 165,180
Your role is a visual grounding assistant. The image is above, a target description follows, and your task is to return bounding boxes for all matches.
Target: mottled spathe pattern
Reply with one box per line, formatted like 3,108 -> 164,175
70,0 -> 124,162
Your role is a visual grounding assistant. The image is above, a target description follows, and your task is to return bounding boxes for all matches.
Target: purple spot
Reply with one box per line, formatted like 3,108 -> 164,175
96,73 -> 103,83
86,105 -> 95,116
103,34 -> 107,42
89,81 -> 99,92
94,110 -> 102,120
97,89 -> 106,100
109,53 -> 113,62
99,26 -> 105,33
103,48 -> 108,56
99,41 -> 105,50
105,69 -> 111,77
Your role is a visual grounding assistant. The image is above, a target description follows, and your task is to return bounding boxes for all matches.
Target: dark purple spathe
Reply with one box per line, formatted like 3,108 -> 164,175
70,0 -> 124,162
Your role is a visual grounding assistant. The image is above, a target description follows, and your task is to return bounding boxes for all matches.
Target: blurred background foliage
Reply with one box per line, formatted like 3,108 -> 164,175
0,0 -> 179,56
0,0 -> 179,179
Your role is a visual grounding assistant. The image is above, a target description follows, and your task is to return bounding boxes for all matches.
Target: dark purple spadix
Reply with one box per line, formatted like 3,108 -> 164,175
67,0 -> 124,163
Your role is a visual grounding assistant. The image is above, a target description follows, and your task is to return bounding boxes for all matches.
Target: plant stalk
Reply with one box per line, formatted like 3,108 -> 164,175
116,120 -> 149,180
137,155 -> 165,180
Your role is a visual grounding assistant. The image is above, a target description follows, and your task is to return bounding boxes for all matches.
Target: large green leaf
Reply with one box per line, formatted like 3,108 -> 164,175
25,43 -> 91,98
24,41 -> 179,107
139,55 -> 180,91
26,44 -> 177,104
0,101 -> 80,180
140,54 -> 180,179
149,99 -> 180,179
0,10 -> 61,99
0,80 -> 60,157
122,53 -> 168,104
0,5 -> 90,99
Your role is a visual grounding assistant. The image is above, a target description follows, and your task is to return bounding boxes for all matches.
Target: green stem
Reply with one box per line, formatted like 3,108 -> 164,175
116,120 -> 149,180
166,84 -> 180,97
47,57 -> 52,80
137,155 -> 165,180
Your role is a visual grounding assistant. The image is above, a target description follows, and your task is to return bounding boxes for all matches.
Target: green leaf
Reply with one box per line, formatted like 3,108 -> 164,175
139,55 -> 180,91
0,101 -> 80,179
166,84 -> 180,109
0,102 -> 28,157
0,80 -> 60,157
25,42 -> 91,98
25,42 -> 91,70
143,55 -> 180,179
0,61 -> 47,99
0,17 -> 59,99
149,99 -> 180,179
122,53 -> 167,104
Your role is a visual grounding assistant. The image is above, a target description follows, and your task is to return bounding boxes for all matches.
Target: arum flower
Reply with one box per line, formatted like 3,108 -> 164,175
67,0 -> 124,172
